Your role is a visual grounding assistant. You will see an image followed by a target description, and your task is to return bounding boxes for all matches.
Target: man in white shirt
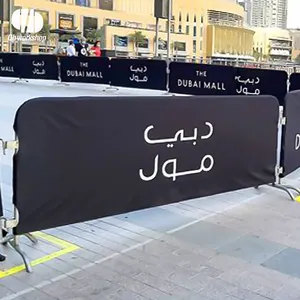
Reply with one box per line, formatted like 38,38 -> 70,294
66,41 -> 76,56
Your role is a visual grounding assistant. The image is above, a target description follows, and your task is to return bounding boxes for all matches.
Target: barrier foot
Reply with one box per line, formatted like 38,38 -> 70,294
11,78 -> 29,84
54,82 -> 69,86
25,233 -> 38,244
2,233 -> 13,245
103,86 -> 119,92
268,183 -> 295,200
279,184 -> 300,195
9,237 -> 32,273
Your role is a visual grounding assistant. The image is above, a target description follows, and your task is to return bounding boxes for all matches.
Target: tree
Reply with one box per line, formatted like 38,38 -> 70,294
59,28 -> 81,42
253,49 -> 261,61
86,28 -> 103,44
39,24 -> 57,51
129,31 -> 146,55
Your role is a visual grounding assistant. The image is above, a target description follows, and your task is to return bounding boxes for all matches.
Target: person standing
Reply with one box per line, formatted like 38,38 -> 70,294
90,41 -> 101,57
66,40 -> 76,56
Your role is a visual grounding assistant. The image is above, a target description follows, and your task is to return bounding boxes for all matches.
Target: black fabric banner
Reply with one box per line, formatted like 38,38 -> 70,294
0,53 -> 19,78
289,73 -> 300,92
235,68 -> 287,106
13,95 -> 278,235
281,91 -> 300,175
0,185 -> 3,218
110,58 -> 167,90
169,62 -> 236,95
60,56 -> 110,84
18,54 -> 59,80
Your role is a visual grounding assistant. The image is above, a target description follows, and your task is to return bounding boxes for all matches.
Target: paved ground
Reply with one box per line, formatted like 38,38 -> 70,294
1,179 -> 300,300
1,80 -> 300,299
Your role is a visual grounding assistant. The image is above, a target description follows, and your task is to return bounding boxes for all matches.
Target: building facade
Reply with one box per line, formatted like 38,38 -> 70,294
5,0 -> 254,60
253,27 -> 292,61
250,0 -> 287,29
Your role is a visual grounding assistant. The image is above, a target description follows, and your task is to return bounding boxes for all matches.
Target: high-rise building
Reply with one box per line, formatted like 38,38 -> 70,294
251,0 -> 272,27
271,0 -> 288,29
250,0 -> 287,28
238,0 -> 252,25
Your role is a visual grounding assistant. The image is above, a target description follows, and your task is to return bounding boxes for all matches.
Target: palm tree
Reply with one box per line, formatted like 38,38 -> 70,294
59,27 -> 81,42
39,24 -> 57,51
253,49 -> 261,61
86,28 -> 103,44
129,31 -> 146,56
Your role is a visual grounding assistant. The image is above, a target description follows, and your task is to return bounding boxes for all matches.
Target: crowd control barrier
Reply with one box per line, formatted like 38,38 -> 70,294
289,73 -> 300,92
59,56 -> 110,84
110,58 -> 167,90
280,91 -> 300,178
0,187 -> 5,262
169,61 -> 288,105
2,53 -> 300,273
0,94 -> 280,272
0,53 -> 299,101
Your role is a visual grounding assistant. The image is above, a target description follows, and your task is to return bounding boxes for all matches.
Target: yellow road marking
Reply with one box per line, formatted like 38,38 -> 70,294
294,195 -> 300,202
0,232 -> 79,278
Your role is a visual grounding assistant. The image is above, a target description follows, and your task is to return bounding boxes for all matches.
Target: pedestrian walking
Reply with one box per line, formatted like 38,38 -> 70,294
90,41 -> 101,57
66,40 -> 76,56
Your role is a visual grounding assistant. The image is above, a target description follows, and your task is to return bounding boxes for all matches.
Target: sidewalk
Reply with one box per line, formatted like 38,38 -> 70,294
1,176 -> 300,299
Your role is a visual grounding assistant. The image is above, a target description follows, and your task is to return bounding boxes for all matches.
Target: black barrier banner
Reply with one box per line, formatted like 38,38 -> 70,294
289,73 -> 300,92
13,95 -> 278,234
0,53 -> 19,78
169,62 -> 236,95
281,91 -> 300,175
60,56 -> 110,84
18,54 -> 59,80
235,67 -> 288,106
110,58 -> 167,90
0,186 -> 3,218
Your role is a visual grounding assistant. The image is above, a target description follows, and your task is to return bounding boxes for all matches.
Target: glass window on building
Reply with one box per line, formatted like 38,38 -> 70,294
200,40 -> 202,50
193,26 -> 196,37
194,15 -> 196,22
114,36 -> 128,47
76,0 -> 90,7
36,10 -> 49,26
179,12 -> 181,22
158,39 -> 167,50
175,41 -> 186,51
83,17 -> 98,42
58,14 -> 75,30
137,38 -> 149,49
193,40 -> 196,52
178,25 -> 182,33
186,13 -> 189,22
49,0 -> 66,3
201,15 -> 203,23
99,0 -> 113,10
200,27 -> 203,37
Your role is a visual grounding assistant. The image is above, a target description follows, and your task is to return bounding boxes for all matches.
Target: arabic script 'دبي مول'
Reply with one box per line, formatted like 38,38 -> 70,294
139,123 -> 214,181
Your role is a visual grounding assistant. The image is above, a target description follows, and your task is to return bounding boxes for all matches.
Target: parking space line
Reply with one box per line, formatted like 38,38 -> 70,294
0,232 -> 79,278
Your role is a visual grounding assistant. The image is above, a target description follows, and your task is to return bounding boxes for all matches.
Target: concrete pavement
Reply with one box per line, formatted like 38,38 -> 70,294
1,181 -> 300,299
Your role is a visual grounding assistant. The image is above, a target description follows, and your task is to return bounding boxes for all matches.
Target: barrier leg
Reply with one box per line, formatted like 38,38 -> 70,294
25,233 -> 38,244
277,184 -> 300,194
9,236 -> 32,273
11,78 -> 29,84
268,183 -> 295,200
103,85 -> 119,92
